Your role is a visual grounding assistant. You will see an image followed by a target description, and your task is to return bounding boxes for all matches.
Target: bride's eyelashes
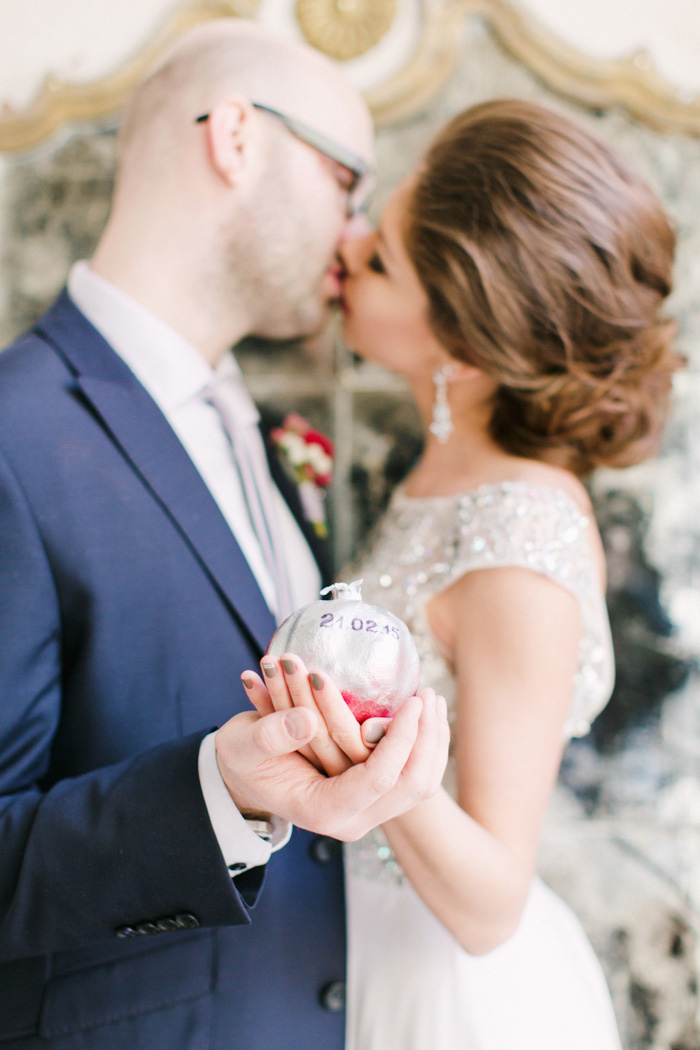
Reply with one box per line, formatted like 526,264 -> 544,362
368,252 -> 386,274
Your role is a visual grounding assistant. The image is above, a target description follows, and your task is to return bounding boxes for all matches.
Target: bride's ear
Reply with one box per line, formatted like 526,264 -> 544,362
441,356 -> 484,385
438,354 -> 498,402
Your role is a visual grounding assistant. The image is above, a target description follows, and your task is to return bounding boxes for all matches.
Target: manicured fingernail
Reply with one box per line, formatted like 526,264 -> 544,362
281,659 -> 296,675
364,722 -> 386,744
309,673 -> 324,690
242,677 -> 254,690
261,662 -> 277,678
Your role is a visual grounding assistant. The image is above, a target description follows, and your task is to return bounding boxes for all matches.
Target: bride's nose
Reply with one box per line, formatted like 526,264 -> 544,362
343,212 -> 372,241
339,226 -> 374,274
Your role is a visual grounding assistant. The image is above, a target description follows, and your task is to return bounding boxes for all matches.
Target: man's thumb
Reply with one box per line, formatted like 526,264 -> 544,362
252,708 -> 317,756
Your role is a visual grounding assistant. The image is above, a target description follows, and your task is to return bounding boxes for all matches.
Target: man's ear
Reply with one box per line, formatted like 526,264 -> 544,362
203,97 -> 254,187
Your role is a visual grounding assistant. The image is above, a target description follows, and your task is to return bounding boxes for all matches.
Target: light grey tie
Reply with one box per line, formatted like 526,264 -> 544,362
203,373 -> 294,624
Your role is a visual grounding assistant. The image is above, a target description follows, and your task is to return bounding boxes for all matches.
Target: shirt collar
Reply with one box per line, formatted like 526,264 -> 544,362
67,260 -> 245,413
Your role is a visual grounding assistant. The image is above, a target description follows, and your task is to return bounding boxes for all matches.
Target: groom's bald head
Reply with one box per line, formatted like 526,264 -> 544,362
117,18 -> 372,182
92,19 -> 373,351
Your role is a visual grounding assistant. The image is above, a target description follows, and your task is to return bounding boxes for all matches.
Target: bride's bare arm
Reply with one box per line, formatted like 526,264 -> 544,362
380,565 -> 580,954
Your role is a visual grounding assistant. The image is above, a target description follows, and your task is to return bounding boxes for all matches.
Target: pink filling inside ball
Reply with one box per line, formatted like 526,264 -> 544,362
341,691 -> 396,724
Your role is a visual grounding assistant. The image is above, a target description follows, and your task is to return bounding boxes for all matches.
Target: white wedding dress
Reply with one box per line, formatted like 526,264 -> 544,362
344,481 -> 622,1050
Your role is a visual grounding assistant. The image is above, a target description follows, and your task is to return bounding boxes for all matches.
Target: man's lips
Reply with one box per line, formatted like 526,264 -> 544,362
325,260 -> 349,309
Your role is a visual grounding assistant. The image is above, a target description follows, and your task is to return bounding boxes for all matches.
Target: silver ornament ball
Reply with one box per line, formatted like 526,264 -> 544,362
266,580 -> 421,723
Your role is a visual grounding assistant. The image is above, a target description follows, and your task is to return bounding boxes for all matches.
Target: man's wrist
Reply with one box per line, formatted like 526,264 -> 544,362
212,724 -> 263,815
198,732 -> 291,873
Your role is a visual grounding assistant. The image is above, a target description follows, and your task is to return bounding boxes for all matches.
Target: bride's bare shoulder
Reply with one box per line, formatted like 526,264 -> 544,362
495,459 -> 593,515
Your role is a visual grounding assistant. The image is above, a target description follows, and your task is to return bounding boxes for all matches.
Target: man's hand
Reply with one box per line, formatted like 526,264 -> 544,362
214,690 -> 449,842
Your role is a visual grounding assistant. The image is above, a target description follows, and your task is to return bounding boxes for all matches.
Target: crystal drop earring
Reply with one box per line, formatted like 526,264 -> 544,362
429,363 -> 455,444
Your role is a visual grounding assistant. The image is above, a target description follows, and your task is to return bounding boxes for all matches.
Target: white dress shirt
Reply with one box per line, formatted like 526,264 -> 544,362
68,260 -> 322,871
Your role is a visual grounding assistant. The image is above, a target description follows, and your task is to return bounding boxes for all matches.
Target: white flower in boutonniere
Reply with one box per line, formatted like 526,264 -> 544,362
271,413 -> 334,539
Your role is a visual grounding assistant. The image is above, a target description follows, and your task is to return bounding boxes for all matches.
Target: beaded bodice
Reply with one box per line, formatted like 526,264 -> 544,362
344,480 -> 614,885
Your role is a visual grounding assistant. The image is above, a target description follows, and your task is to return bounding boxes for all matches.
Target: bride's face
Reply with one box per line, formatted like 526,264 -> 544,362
339,180 -> 445,376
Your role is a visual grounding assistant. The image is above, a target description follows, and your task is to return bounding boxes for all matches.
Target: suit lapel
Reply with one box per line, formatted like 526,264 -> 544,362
36,291 -> 276,654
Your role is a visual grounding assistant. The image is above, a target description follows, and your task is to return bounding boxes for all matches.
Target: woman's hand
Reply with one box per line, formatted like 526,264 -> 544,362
218,685 -> 449,842
241,656 -> 397,776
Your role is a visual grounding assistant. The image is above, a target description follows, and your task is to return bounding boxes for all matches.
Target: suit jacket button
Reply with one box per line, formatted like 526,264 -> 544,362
319,981 -> 346,1012
135,922 -> 160,936
309,837 -> 341,865
174,913 -> 200,930
155,918 -> 179,932
115,926 -> 138,938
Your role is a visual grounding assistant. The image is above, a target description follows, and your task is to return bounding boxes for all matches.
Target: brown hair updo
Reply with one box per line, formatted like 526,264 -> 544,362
407,99 -> 681,476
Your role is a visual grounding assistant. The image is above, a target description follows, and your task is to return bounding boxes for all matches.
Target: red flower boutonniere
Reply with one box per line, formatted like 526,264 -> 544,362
271,413 -> 334,538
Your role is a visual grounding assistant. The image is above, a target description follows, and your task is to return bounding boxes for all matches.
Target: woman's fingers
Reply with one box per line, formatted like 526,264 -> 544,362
259,654 -> 348,773
251,656 -> 433,778
240,671 -> 275,716
278,656 -> 354,776
249,661 -> 321,770
397,688 -> 449,795
361,717 -> 391,749
307,669 -> 372,765
260,656 -> 294,710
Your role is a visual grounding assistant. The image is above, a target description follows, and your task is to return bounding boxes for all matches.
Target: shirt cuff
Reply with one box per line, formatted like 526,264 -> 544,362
198,731 -> 292,875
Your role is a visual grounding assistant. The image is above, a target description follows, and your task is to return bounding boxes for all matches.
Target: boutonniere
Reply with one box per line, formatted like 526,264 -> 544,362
271,413 -> 334,538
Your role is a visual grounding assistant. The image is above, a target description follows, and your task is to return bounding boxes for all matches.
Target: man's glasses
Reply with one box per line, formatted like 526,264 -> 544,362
195,102 -> 373,216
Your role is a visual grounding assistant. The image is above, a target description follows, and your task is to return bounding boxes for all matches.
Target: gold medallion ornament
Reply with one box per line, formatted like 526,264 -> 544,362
296,0 -> 397,62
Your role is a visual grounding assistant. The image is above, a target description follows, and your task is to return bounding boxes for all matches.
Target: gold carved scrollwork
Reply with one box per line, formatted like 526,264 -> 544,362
295,0 -> 397,62
1,0 -> 699,152
0,0 -> 258,153
367,0 -> 700,134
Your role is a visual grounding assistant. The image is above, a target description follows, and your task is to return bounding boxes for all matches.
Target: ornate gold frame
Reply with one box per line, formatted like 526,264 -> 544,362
368,0 -> 700,134
0,0 -> 258,152
1,0 -> 698,152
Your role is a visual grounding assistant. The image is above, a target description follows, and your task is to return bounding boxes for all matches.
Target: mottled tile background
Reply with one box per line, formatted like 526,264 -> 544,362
1,18 -> 699,1047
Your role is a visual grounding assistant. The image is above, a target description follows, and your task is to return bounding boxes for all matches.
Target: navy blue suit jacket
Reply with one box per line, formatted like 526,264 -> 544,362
0,293 -> 345,1049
